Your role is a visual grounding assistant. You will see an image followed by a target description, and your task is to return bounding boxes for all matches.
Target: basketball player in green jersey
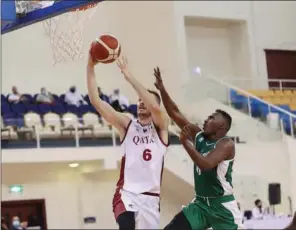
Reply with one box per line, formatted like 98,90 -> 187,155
154,67 -> 243,230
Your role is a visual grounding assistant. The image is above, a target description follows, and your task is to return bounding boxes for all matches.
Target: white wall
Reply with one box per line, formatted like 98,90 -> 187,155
2,162 -> 190,229
173,1 -> 296,89
285,136 -> 296,212
184,19 -> 237,79
2,1 -> 181,102
2,142 -> 295,213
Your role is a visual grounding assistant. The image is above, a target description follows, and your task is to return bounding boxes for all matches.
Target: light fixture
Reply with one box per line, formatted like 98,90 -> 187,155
69,163 -> 79,168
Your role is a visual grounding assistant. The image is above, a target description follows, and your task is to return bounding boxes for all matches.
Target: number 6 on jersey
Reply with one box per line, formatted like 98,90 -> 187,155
143,149 -> 152,161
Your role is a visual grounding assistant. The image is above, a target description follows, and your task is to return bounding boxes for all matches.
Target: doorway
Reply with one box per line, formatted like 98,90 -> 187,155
1,199 -> 47,230
265,49 -> 296,89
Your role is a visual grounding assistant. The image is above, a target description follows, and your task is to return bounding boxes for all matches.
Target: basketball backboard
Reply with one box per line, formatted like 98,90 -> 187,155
1,0 -> 102,34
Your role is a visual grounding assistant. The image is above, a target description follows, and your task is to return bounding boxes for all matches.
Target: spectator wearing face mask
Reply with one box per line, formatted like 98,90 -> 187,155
10,216 -> 22,230
252,199 -> 266,220
36,87 -> 54,104
65,86 -> 87,107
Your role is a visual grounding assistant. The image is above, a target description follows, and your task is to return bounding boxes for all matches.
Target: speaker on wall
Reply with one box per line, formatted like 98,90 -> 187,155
268,183 -> 281,205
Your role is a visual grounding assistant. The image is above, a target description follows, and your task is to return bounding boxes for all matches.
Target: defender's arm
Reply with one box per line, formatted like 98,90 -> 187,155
154,67 -> 201,139
180,127 -> 234,170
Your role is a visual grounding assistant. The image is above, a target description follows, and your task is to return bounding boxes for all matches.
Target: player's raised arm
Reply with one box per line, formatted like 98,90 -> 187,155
154,67 -> 201,139
86,53 -> 130,138
116,57 -> 168,130
179,125 -> 234,170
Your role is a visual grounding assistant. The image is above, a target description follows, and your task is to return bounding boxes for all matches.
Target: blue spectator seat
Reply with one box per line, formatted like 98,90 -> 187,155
1,103 -> 11,115
22,94 -> 34,103
128,104 -> 137,117
38,104 -> 52,115
51,103 -> 66,115
2,113 -> 17,127
25,104 -> 39,113
66,104 -> 79,115
10,103 -> 26,115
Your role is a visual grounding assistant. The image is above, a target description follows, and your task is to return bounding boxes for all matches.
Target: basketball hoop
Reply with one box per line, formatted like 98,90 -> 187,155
42,2 -> 99,65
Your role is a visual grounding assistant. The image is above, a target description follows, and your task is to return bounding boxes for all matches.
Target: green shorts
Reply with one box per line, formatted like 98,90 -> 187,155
182,194 -> 243,230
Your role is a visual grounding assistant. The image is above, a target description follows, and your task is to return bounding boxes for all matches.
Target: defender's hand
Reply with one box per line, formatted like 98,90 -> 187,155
117,56 -> 132,80
154,67 -> 164,91
180,124 -> 192,142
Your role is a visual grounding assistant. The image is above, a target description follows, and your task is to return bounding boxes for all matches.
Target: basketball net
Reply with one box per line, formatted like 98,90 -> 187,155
39,2 -> 99,65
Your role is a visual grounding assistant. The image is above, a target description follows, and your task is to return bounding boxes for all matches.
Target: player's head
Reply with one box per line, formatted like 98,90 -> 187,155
137,90 -> 161,118
203,109 -> 232,137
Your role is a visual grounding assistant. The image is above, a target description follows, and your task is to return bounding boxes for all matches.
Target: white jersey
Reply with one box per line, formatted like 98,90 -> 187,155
116,119 -> 168,195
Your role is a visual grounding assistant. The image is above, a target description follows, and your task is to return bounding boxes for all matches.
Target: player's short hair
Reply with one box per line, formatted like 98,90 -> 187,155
148,89 -> 161,104
216,109 -> 232,131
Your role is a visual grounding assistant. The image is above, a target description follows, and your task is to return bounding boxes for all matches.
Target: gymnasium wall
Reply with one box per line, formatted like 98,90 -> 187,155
1,164 -> 192,229
2,1 -> 296,99
2,143 -> 295,213
286,136 -> 296,211
175,1 -> 296,88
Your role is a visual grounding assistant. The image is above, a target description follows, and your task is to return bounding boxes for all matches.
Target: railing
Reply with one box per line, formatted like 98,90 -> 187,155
189,74 -> 296,138
218,78 -> 296,90
1,117 -> 180,149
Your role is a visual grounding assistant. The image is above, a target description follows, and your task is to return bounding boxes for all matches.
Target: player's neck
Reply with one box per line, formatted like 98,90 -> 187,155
137,115 -> 152,126
206,133 -> 225,141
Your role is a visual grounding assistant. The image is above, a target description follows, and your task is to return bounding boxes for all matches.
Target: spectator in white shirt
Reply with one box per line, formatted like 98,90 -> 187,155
36,87 -> 54,104
8,86 -> 27,104
109,89 -> 129,112
65,86 -> 87,107
252,199 -> 265,220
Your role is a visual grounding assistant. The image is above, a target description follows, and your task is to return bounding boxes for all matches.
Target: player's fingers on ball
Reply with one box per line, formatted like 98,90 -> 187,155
124,56 -> 128,65
116,60 -> 122,69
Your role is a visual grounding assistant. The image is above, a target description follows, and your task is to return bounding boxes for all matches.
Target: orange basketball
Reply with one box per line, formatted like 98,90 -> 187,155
90,35 -> 121,64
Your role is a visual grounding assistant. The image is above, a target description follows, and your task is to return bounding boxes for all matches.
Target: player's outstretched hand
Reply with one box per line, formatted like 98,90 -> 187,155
180,124 -> 192,142
154,67 -> 164,91
116,56 -> 132,80
88,47 -> 99,67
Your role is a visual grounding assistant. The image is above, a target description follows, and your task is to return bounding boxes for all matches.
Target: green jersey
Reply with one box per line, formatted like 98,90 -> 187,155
194,131 -> 234,197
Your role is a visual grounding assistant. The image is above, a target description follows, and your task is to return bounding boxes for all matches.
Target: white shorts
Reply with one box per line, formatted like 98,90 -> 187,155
113,189 -> 160,229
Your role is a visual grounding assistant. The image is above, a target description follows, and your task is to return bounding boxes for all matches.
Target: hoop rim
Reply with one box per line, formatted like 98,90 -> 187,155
70,2 -> 98,12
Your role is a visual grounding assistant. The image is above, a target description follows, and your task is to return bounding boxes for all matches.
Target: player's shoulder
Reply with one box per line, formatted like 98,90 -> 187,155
120,113 -> 133,129
216,137 -> 234,149
216,137 -> 235,159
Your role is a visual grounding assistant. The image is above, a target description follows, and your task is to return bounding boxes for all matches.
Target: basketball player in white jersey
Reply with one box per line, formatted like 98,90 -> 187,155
86,54 -> 169,230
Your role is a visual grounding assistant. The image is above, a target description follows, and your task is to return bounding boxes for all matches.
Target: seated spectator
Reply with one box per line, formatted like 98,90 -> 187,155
10,216 -> 24,230
65,86 -> 87,107
252,199 -> 266,220
109,89 -> 129,112
8,86 -> 27,104
97,87 -> 109,102
36,87 -> 54,104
